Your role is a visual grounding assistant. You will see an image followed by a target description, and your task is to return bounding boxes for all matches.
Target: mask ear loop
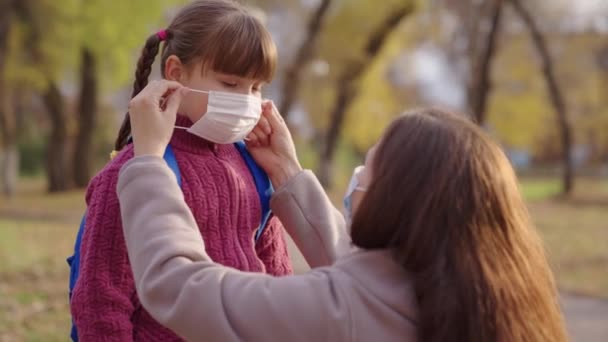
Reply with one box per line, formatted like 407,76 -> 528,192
187,88 -> 209,94
159,88 -> 208,109
350,166 -> 368,193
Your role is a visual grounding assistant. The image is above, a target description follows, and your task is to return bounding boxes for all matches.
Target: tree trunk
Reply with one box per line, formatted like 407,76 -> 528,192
597,46 -> 608,162
73,47 -> 98,188
43,81 -> 71,193
279,0 -> 332,119
0,1 -> 18,197
468,0 -> 503,124
318,64 -> 361,186
318,4 -> 415,187
0,88 -> 18,197
510,0 -> 573,195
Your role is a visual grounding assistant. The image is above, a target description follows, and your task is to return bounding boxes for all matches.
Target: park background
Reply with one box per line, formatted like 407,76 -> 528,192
0,0 -> 607,340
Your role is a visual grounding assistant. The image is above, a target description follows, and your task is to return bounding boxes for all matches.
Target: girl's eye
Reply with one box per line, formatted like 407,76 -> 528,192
222,81 -> 237,88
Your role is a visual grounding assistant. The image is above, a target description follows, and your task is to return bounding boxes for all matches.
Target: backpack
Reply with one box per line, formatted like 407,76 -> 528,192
66,141 -> 273,341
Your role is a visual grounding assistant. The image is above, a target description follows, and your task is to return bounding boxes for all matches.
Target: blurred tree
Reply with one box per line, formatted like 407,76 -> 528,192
509,0 -> 573,195
486,24 -> 608,168
432,0 -> 501,123
0,0 -> 69,193
595,46 -> 608,160
73,0 -> 178,188
0,0 -> 18,197
307,0 -> 421,104
469,0 -> 503,124
342,29 -> 407,153
488,40 -> 554,156
318,2 -> 416,186
279,0 -> 332,119
4,0 -> 78,192
74,47 -> 97,188
3,0 -> 182,192
439,0 -> 574,194
43,81 -> 71,192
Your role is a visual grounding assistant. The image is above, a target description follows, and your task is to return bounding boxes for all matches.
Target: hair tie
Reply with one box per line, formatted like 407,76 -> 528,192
157,29 -> 168,41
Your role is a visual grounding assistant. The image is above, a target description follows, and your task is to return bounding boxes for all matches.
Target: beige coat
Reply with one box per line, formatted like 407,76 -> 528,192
117,156 -> 419,341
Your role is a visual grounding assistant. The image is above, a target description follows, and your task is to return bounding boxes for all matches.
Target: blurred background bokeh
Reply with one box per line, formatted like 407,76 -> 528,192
0,0 -> 607,340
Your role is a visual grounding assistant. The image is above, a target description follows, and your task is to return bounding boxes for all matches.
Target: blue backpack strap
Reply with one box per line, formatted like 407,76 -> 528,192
67,144 -> 181,341
234,141 -> 273,242
163,145 -> 181,187
67,215 -> 86,341
125,137 -> 181,186
67,215 -> 86,296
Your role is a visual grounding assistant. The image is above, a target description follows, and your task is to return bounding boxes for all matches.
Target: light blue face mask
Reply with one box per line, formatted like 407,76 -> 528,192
343,166 -> 367,225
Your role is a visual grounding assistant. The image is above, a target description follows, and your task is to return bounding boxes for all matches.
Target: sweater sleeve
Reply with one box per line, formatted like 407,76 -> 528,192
270,171 -> 354,267
254,216 -> 293,276
117,156 -> 350,341
70,168 -> 135,341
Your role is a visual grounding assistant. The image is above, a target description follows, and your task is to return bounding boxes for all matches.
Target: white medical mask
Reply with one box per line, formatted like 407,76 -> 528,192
177,89 -> 262,144
343,166 -> 367,227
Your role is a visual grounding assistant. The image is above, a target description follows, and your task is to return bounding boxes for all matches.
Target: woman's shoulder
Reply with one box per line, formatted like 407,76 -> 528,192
332,250 -> 412,289
327,250 -> 418,340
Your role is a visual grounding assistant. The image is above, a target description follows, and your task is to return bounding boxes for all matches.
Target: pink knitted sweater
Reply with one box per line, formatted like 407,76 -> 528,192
70,116 -> 293,341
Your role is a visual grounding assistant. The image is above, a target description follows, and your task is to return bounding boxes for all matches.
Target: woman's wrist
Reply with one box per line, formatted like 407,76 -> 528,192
133,142 -> 165,158
269,160 -> 303,189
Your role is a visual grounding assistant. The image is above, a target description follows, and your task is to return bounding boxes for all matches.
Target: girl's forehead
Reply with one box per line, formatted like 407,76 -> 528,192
205,70 -> 266,83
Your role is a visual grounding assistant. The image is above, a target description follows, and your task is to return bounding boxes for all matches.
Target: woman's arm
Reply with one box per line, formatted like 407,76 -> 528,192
118,156 -> 350,341
270,170 -> 353,267
245,102 -> 354,267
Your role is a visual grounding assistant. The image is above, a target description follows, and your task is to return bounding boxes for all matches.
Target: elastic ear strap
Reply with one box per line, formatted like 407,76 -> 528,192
187,88 -> 209,94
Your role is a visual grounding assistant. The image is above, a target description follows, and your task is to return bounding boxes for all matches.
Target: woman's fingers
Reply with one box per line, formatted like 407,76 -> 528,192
257,115 -> 272,135
251,126 -> 269,146
148,80 -> 184,99
246,131 -> 259,146
127,80 -> 186,158
163,87 -> 188,115
264,101 -> 287,134
130,80 -> 184,113
247,106 -> 273,147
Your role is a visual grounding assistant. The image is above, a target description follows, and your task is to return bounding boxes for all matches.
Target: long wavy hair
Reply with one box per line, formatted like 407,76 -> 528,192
351,108 -> 567,342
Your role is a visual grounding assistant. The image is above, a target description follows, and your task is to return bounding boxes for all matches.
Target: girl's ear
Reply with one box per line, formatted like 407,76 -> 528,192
164,55 -> 185,83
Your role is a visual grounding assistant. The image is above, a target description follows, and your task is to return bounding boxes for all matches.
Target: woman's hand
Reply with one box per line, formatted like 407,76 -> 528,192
128,80 -> 187,157
246,101 -> 302,189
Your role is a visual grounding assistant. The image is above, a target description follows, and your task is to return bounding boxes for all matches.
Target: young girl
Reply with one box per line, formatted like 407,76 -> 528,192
70,1 -> 293,340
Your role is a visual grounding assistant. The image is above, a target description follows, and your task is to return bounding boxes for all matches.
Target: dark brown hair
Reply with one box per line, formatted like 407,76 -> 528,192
115,0 -> 277,150
351,108 -> 567,342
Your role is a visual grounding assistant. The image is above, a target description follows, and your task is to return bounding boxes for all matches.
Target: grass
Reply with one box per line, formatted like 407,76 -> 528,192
0,175 -> 607,340
525,178 -> 608,296
532,201 -> 608,295
520,178 -> 563,200
0,224 -> 77,342
0,179 -> 83,342
521,177 -> 608,296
